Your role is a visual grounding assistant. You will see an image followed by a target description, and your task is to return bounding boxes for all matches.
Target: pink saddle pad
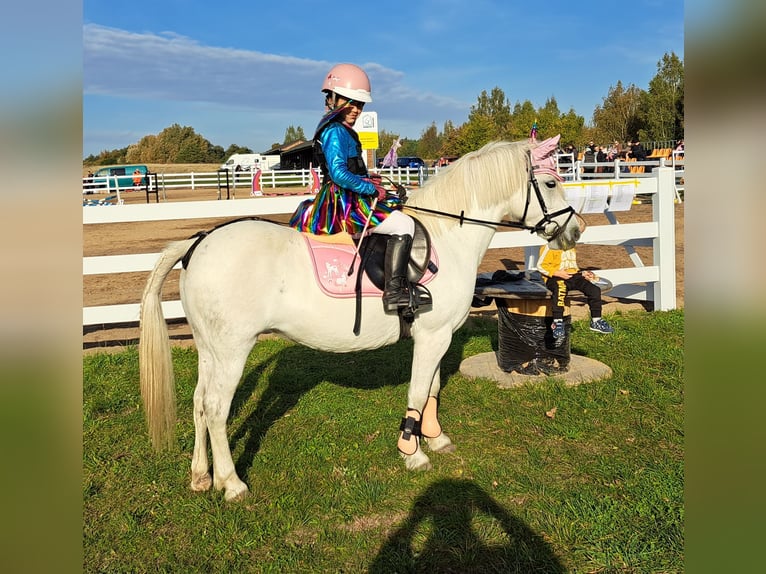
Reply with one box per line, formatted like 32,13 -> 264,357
302,234 -> 437,299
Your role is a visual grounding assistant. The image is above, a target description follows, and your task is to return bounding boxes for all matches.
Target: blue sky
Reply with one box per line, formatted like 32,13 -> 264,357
83,0 -> 684,158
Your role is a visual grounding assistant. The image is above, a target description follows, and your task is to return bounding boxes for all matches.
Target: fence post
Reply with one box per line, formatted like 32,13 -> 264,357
653,167 -> 676,311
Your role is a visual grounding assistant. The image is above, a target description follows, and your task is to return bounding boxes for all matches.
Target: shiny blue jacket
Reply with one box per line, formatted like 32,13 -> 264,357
319,122 -> 375,196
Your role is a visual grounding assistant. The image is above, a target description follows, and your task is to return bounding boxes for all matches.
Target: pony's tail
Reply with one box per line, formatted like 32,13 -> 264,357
139,238 -> 195,451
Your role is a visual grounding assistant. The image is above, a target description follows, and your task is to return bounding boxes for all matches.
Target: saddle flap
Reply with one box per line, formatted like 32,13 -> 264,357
302,219 -> 438,298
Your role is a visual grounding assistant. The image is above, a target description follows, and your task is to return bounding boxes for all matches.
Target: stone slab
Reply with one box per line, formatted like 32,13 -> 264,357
459,352 -> 612,388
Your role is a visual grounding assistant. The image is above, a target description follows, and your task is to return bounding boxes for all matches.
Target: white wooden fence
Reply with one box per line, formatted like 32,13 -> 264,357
83,156 -> 685,196
82,166 -> 427,198
83,167 -> 677,327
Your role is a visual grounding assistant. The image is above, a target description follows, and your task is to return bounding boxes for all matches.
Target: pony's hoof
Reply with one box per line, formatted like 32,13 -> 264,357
431,442 -> 457,454
425,433 -> 456,454
224,483 -> 250,502
401,450 -> 433,471
190,473 -> 213,492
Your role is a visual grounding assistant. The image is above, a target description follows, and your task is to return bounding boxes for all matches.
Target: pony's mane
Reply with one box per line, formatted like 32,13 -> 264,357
404,140 -> 533,235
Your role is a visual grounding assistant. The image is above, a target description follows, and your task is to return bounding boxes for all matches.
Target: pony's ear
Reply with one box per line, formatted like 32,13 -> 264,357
531,134 -> 563,181
531,134 -> 561,162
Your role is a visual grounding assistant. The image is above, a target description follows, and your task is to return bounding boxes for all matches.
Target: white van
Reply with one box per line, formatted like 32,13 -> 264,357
220,153 -> 280,172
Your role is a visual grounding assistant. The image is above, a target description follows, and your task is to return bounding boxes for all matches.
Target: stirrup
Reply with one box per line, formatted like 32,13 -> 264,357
383,279 -> 411,313
411,283 -> 432,308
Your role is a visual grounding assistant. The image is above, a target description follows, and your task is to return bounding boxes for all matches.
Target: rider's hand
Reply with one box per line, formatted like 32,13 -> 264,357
373,180 -> 387,201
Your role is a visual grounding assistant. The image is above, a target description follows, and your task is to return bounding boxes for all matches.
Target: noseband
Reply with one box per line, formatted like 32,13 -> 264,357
402,150 -> 575,241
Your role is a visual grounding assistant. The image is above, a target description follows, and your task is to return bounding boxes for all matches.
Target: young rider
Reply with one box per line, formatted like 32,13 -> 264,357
289,63 -> 415,312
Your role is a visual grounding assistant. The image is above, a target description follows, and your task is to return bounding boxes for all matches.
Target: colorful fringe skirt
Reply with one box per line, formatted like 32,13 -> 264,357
289,182 -> 403,235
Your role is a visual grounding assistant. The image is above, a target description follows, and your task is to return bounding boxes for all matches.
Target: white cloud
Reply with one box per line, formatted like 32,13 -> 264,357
83,24 -> 468,126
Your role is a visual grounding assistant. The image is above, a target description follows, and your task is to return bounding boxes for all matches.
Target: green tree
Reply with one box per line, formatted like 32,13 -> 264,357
470,87 -> 512,141
439,123 -> 464,156
283,125 -> 306,144
454,113 -> 495,155
224,144 -> 254,157
397,138 -> 419,157
643,52 -> 684,142
376,129 -> 398,160
206,144 -> 226,163
592,81 -> 645,144
84,147 -> 128,166
510,100 -> 537,140
175,133 -> 210,163
417,122 -> 441,160
536,97 -> 565,140
557,109 -> 586,147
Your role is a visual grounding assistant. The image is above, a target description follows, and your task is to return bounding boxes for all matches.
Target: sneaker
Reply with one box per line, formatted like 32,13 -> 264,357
551,319 -> 565,340
590,318 -> 614,334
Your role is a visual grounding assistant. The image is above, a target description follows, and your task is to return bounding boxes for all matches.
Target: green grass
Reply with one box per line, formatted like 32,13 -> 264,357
84,309 -> 683,573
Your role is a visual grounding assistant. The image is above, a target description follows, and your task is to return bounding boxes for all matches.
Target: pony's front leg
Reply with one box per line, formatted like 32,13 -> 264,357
399,331 -> 454,470
421,388 -> 456,455
396,396 -> 455,471
417,367 -> 456,454
398,407 -> 432,471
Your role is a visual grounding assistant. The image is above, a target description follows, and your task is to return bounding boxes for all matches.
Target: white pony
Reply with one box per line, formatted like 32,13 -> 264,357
139,137 -> 580,501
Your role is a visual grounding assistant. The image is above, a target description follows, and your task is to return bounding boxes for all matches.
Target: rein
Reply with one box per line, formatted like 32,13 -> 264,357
401,152 -> 575,241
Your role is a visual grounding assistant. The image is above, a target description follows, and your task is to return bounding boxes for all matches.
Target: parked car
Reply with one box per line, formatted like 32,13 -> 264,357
396,157 -> 426,169
90,164 -> 150,191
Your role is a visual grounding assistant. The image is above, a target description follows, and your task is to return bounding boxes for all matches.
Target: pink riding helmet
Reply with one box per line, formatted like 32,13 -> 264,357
322,63 -> 373,103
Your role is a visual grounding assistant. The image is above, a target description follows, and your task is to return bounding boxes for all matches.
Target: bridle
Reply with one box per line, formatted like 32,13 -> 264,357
396,151 -> 576,242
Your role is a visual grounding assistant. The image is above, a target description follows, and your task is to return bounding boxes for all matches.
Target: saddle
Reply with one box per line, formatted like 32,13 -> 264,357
303,218 -> 438,335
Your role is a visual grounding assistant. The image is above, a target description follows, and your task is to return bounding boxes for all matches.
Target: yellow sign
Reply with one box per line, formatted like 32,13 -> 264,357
358,131 -> 379,150
354,111 -> 379,150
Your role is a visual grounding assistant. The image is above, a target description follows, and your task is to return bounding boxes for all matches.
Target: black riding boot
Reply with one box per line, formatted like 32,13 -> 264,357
383,234 -> 413,312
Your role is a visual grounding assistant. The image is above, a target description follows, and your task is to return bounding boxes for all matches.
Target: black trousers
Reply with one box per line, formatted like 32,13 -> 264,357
545,273 -> 602,320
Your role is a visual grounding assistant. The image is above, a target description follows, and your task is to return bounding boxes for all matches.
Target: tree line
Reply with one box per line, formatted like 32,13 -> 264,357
83,52 -> 682,166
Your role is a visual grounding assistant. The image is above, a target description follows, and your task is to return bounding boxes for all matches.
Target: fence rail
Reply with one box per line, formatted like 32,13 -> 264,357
83,166 -> 428,198
84,156 -> 685,198
83,168 -> 677,327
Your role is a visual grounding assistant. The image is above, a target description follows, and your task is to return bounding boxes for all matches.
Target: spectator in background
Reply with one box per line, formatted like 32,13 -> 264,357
596,145 -> 608,173
132,169 -> 143,189
583,141 -> 596,176
628,138 -> 647,162
85,170 -> 95,194
606,140 -> 622,161
558,144 -> 575,173
674,139 -> 685,158
536,235 -> 615,343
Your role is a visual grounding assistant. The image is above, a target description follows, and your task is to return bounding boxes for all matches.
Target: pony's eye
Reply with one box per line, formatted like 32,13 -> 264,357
545,180 -> 557,189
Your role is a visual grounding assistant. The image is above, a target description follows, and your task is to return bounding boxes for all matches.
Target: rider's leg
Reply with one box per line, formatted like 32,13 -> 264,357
372,211 -> 415,312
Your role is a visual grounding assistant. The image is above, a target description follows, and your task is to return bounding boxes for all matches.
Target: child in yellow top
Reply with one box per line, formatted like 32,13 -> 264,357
536,245 -> 614,340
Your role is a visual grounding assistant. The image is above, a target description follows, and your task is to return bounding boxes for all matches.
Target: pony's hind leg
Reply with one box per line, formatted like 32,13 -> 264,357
190,369 -> 212,492
195,343 -> 251,501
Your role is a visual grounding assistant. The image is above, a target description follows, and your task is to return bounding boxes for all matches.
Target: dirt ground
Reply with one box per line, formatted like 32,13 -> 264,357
83,186 -> 684,353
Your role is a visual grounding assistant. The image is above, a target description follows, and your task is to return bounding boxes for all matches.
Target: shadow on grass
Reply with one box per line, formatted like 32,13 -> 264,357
368,478 -> 564,573
228,316 -> 498,478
